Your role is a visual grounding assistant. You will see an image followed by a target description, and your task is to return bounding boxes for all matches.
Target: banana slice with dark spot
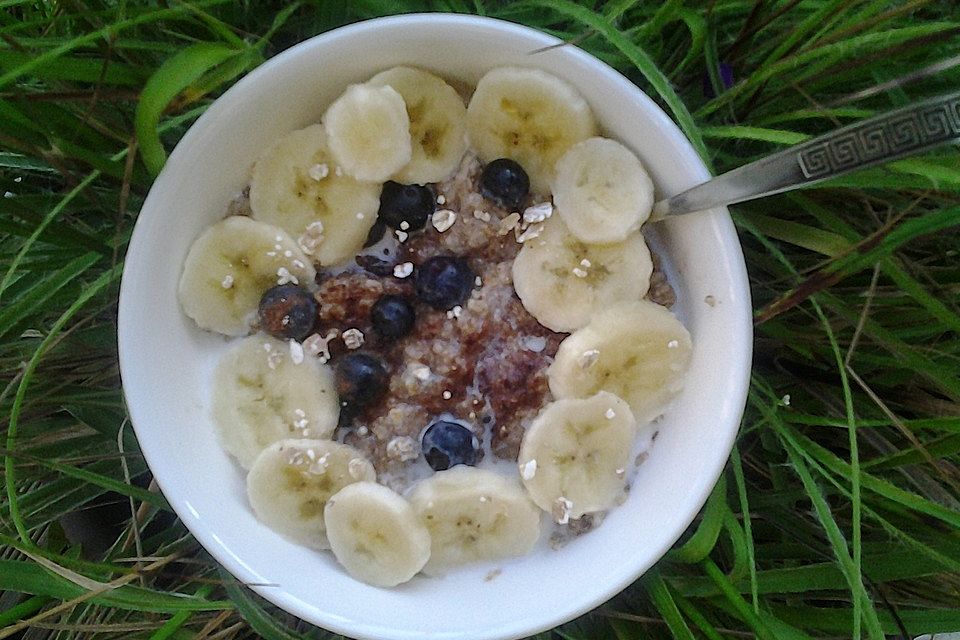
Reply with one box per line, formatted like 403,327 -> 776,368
466,66 -> 597,194
178,217 -> 315,336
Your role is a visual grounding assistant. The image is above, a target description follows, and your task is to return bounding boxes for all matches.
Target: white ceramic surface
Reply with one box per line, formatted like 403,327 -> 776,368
118,14 -> 752,640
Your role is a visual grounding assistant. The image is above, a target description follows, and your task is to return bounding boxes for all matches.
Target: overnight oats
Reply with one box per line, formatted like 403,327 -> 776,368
177,65 -> 692,587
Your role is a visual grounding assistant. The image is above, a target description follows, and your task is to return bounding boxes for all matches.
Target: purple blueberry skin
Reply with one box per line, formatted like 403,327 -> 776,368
422,420 -> 478,471
415,256 -> 474,310
480,159 -> 529,210
371,294 -> 416,338
378,181 -> 435,231
335,353 -> 389,411
258,284 -> 318,341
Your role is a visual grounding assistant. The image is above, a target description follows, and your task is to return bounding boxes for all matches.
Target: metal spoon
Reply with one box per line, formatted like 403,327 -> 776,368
650,90 -> 960,221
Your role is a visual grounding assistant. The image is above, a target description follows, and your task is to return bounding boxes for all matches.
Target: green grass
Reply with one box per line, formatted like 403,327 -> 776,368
2,1 -> 960,638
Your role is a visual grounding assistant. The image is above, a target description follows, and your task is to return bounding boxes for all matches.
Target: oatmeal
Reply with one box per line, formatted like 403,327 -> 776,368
329,156 -> 564,472
178,64 -> 690,587
313,153 -> 673,483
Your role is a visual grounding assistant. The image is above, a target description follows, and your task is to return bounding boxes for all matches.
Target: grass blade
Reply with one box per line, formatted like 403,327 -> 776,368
519,0 -> 710,166
134,43 -> 241,176
646,572 -> 695,640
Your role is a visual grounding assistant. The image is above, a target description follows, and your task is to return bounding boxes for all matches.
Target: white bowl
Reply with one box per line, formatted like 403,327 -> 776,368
118,14 -> 752,640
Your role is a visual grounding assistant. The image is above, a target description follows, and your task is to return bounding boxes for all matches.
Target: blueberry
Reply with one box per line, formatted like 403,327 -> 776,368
370,295 -> 416,339
480,159 -> 529,210
421,420 -> 478,471
378,181 -> 434,231
258,284 -> 318,341
415,256 -> 474,309
335,353 -> 389,411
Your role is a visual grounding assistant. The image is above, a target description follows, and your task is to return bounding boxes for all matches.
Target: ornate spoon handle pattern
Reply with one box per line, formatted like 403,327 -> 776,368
651,91 -> 960,220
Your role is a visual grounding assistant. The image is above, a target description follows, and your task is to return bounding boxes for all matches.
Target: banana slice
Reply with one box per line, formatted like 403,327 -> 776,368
552,137 -> 654,244
466,66 -> 597,193
548,300 -> 692,424
247,439 -> 376,550
249,124 -> 381,266
518,392 -> 636,520
213,336 -> 339,469
368,66 -> 468,184
324,482 -> 431,587
323,84 -> 412,183
408,466 -> 541,575
512,214 -> 653,332
178,217 -> 316,336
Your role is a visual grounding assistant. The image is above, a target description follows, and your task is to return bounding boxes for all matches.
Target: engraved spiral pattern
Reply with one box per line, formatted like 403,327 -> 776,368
859,128 -> 888,159
828,135 -> 860,170
798,94 -> 960,179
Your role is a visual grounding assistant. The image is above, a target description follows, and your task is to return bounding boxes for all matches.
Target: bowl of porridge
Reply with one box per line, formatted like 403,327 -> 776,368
118,13 -> 752,640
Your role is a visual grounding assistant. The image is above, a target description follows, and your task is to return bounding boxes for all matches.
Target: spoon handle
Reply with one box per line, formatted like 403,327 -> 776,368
650,90 -> 960,221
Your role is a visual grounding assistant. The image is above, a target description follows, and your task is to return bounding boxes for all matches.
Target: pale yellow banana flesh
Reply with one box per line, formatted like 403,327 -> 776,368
178,217 -> 315,336
249,124 -> 381,266
466,66 -> 598,194
549,299 -> 693,424
213,336 -> 339,469
324,481 -> 431,587
246,439 -> 375,550
408,466 -> 541,575
552,137 -> 654,244
324,83 -> 412,183
518,392 -> 636,519
368,66 -> 468,184
512,214 -> 653,332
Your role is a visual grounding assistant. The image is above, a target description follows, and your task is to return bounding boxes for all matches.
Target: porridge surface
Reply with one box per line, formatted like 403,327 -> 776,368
310,154 -> 672,489
178,64 -> 691,588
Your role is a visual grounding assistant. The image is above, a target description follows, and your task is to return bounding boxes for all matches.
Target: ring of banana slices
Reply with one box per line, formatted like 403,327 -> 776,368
176,64 -> 693,587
